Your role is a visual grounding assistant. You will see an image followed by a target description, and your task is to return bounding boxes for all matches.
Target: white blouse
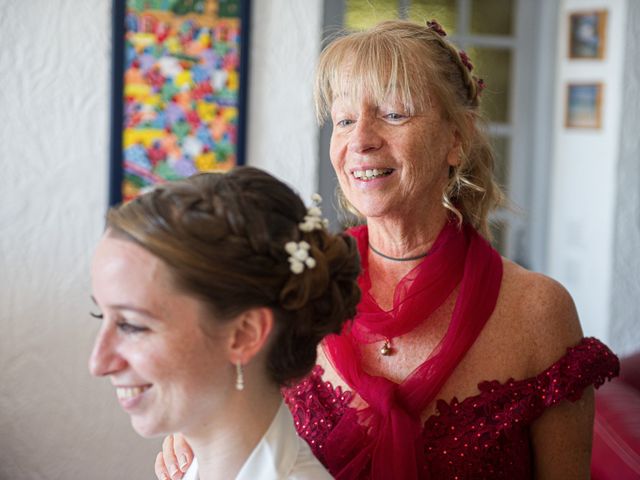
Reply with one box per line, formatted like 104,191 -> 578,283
182,402 -> 332,480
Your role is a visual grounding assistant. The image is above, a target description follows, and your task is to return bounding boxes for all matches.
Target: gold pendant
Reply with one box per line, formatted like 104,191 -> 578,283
380,338 -> 393,356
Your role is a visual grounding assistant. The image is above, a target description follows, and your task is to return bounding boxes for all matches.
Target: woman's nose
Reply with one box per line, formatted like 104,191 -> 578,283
348,117 -> 382,154
89,325 -> 127,377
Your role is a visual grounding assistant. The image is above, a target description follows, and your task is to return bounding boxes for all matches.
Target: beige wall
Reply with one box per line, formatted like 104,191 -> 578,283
0,1 -> 322,478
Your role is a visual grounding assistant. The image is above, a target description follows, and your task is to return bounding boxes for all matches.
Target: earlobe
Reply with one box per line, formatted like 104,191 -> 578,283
447,144 -> 462,167
447,131 -> 463,167
228,307 -> 274,364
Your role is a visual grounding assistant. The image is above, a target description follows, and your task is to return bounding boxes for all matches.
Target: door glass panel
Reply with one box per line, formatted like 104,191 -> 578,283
491,135 -> 510,193
489,220 -> 508,255
408,0 -> 457,35
467,47 -> 512,123
345,0 -> 399,30
470,0 -> 514,36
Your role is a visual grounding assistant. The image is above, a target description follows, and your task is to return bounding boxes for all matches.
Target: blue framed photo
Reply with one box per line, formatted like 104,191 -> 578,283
568,10 -> 607,59
565,83 -> 603,129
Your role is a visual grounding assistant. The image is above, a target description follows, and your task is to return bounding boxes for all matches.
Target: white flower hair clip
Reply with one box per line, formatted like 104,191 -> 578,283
285,241 -> 316,274
299,193 -> 330,232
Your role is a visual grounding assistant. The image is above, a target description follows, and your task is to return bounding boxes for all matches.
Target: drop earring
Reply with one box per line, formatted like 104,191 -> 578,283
235,361 -> 244,391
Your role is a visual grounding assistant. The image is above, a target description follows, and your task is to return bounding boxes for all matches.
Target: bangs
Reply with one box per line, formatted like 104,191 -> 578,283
314,31 -> 431,123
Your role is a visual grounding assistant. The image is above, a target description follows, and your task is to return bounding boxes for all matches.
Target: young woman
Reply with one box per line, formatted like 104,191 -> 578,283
89,167 -> 360,480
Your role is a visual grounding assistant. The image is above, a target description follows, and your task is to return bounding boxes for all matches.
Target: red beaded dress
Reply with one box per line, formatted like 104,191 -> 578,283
282,222 -> 619,480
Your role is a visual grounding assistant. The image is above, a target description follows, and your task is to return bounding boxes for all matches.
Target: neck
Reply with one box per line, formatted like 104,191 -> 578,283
364,209 -> 450,311
184,384 -> 281,480
366,208 -> 449,261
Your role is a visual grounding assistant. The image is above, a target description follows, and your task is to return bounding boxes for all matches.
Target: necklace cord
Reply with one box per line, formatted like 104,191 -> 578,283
368,243 -> 429,262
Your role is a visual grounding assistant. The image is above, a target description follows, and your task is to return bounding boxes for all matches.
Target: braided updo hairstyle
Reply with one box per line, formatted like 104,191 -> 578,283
105,167 -> 361,386
315,19 -> 505,238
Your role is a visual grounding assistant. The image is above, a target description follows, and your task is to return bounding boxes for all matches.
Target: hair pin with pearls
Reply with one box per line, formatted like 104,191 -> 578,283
285,194 -> 328,274
285,241 -> 316,274
299,193 -> 329,232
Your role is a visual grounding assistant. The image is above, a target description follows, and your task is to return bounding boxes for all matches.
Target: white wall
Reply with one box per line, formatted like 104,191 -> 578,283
0,1 -> 323,478
547,0 -> 627,343
248,0 -> 323,200
610,0 -> 640,357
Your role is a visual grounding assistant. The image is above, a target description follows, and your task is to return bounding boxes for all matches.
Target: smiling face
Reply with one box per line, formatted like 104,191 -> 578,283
329,94 -> 459,222
89,234 -> 233,438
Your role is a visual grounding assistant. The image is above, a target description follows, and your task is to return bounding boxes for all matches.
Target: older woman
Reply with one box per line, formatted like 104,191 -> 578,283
157,20 -> 618,479
89,167 -> 360,479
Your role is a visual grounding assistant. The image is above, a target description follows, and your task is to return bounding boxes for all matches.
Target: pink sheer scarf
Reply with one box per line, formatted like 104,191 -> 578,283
322,221 -> 503,479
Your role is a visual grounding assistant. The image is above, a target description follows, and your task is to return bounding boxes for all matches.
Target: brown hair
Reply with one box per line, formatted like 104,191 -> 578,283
315,19 -> 504,237
105,167 -> 361,385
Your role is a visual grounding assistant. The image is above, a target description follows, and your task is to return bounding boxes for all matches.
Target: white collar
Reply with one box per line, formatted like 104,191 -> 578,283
182,402 -> 309,480
235,402 -> 300,479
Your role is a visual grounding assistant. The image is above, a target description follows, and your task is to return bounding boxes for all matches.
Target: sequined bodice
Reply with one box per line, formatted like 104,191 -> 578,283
283,337 -> 618,479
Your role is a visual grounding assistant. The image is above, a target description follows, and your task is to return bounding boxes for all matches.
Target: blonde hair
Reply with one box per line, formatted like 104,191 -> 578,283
315,20 -> 504,238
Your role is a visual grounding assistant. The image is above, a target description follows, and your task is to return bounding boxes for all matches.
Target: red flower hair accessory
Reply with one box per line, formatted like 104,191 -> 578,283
458,50 -> 474,72
426,19 -> 447,37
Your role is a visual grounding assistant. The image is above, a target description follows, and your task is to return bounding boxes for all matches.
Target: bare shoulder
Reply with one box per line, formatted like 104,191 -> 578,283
499,259 -> 584,376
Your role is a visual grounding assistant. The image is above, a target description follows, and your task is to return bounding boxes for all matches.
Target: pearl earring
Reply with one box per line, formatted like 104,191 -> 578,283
235,361 -> 244,391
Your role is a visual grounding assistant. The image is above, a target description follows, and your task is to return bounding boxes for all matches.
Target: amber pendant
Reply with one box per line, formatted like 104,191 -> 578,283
380,338 -> 393,356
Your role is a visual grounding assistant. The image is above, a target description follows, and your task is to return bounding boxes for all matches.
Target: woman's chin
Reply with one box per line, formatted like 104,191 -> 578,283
130,416 -> 167,438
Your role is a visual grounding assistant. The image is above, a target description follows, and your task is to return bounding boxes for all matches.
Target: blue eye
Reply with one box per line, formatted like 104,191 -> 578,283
383,112 -> 406,121
336,119 -> 354,127
117,322 -> 148,334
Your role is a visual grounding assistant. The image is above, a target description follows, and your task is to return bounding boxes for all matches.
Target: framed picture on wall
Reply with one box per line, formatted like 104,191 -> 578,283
568,10 -> 607,59
109,0 -> 251,205
565,83 -> 603,129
